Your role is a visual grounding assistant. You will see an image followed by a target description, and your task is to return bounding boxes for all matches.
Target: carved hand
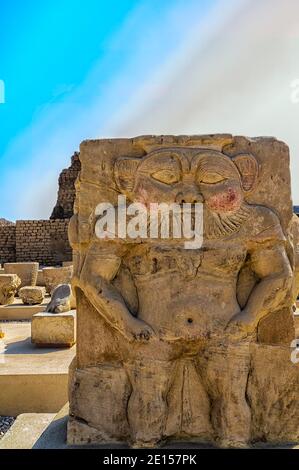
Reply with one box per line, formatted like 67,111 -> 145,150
72,272 -> 155,343
226,310 -> 256,337
124,316 -> 155,343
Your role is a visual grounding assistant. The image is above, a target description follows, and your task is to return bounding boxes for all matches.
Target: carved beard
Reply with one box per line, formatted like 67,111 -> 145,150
203,202 -> 251,240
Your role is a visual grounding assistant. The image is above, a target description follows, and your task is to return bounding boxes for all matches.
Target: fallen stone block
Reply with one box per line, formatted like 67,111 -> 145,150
0,322 -> 74,415
0,274 -> 21,305
32,310 -> 76,347
19,286 -> 46,305
43,266 -> 73,294
4,262 -> 39,289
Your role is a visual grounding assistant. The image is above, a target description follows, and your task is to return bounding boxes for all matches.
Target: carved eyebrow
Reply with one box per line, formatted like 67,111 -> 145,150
196,157 -> 238,180
138,154 -> 182,174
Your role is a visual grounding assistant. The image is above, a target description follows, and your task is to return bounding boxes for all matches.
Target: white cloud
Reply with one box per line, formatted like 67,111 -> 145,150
104,0 -> 299,204
0,0 -> 206,220
2,0 -> 299,221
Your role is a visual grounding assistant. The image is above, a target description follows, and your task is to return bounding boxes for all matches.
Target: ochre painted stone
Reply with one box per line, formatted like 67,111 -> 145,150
67,135 -> 298,448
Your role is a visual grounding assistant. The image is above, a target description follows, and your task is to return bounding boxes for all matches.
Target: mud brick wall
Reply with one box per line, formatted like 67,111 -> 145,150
0,224 -> 16,264
51,152 -> 81,219
15,219 -> 72,266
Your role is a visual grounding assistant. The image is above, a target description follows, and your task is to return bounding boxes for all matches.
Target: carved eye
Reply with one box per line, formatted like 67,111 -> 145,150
198,172 -> 226,184
152,169 -> 180,185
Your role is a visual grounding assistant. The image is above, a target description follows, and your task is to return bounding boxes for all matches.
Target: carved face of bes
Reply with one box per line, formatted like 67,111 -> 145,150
115,148 -> 258,216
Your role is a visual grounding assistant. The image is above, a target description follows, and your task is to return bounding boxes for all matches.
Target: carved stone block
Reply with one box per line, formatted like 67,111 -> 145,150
42,266 -> 73,294
0,274 -> 21,305
67,135 -> 298,448
19,286 -> 46,305
31,310 -> 76,347
4,262 -> 39,289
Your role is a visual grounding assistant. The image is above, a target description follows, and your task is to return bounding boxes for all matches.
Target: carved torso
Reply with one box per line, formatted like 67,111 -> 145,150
118,205 -> 285,343
124,242 -> 244,342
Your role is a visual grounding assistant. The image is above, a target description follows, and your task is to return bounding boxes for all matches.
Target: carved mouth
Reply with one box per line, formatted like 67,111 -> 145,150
178,204 -> 201,233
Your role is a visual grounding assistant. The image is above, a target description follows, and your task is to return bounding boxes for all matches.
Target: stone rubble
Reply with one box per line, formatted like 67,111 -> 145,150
0,417 -> 15,439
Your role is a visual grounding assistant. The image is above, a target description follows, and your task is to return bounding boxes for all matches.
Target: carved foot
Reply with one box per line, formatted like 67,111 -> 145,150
217,438 -> 249,449
130,439 -> 164,449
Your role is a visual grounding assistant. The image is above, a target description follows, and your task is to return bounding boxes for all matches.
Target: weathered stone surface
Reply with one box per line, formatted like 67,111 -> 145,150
68,365 -> 131,444
68,135 -> 297,448
46,284 -> 74,313
37,269 -> 45,287
4,262 -> 39,289
31,310 -> 76,347
43,266 -> 73,294
290,214 -> 299,301
294,312 -> 299,338
248,343 -> 299,443
0,274 -> 21,305
19,286 -> 46,305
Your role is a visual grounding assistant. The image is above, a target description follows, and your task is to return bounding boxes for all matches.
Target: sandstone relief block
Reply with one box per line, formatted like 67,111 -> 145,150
67,135 -> 298,448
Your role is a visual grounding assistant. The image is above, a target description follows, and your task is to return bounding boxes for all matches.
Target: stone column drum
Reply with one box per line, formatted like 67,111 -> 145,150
67,135 -> 299,448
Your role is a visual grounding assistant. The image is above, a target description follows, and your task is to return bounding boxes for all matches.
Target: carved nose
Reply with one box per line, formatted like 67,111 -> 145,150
175,191 -> 204,204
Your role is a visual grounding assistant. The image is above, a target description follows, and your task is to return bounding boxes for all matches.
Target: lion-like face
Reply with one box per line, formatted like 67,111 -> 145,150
114,148 -> 258,215
196,154 -> 244,213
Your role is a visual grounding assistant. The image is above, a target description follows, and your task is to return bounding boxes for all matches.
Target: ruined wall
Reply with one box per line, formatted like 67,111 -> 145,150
0,224 -> 16,264
0,220 -> 72,266
15,220 -> 72,266
0,152 -> 79,265
50,152 -> 81,219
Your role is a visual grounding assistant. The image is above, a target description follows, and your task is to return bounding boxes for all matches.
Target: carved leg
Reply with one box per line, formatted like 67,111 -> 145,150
125,359 -> 176,448
199,340 -> 252,448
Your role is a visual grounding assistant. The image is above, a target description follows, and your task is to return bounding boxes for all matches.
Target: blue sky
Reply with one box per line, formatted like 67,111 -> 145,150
0,0 -> 212,220
0,1 -> 140,151
1,0 -> 299,220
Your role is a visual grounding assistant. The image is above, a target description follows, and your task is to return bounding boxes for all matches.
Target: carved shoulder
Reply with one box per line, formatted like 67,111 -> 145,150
246,205 -> 286,245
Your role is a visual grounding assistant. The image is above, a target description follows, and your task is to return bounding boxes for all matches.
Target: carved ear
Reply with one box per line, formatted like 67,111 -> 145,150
232,153 -> 259,192
114,158 -> 140,193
